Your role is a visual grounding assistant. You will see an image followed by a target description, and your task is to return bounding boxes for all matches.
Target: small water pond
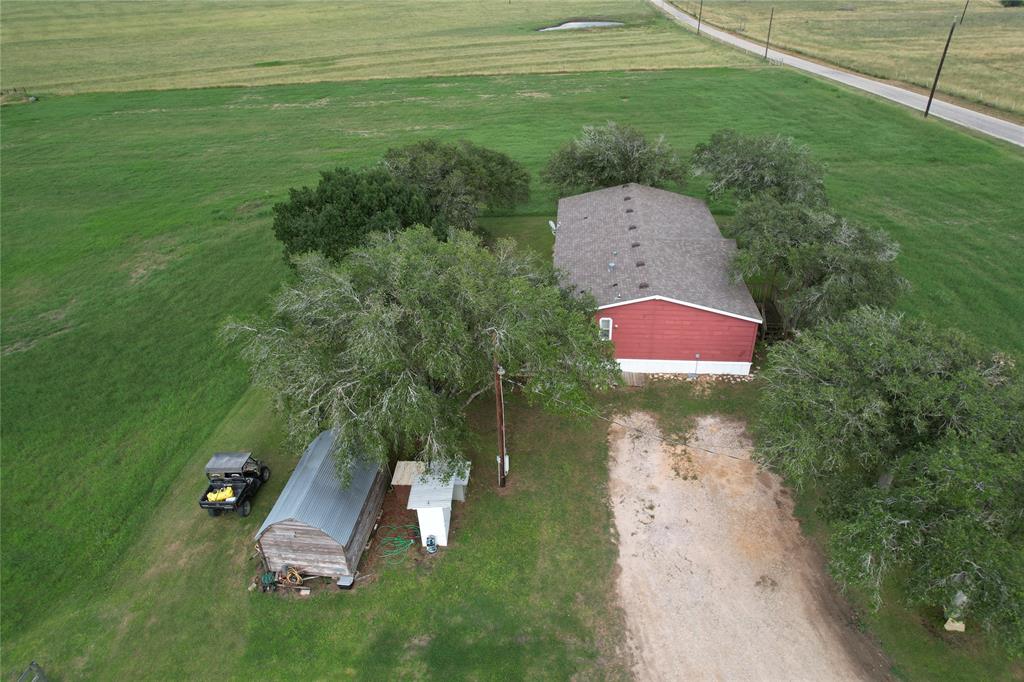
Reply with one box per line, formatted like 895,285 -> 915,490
538,21 -> 624,32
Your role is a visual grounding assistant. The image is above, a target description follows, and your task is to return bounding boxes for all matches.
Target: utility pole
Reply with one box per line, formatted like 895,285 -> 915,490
493,361 -> 507,487
697,0 -> 704,35
960,0 -> 970,24
925,19 -> 957,119
764,7 -> 775,61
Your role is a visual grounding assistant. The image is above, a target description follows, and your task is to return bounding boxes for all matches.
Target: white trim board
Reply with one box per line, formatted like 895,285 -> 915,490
598,295 -> 762,324
618,358 -> 752,376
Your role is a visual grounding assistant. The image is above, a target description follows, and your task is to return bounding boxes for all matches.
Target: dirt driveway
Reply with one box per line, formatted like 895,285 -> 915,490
609,412 -> 891,681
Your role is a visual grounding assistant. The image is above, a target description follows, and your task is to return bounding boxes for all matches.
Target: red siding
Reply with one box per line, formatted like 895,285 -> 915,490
597,299 -> 758,362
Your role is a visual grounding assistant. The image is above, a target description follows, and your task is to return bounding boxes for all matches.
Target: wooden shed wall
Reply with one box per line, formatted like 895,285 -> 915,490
258,521 -> 349,577
343,469 -> 387,573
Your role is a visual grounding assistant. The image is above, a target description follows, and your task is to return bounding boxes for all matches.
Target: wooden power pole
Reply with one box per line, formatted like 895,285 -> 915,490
764,7 -> 775,61
925,20 -> 957,118
494,362 -> 507,487
697,0 -> 704,35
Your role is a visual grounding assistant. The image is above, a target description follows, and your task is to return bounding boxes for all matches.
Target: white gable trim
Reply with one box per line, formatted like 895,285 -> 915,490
597,295 -> 763,324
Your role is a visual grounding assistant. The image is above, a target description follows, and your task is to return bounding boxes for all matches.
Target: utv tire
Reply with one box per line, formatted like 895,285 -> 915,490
261,466 -> 271,482
207,508 -> 222,517
239,499 -> 252,517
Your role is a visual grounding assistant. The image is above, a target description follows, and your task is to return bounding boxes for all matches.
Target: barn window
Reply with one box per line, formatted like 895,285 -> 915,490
599,317 -> 613,341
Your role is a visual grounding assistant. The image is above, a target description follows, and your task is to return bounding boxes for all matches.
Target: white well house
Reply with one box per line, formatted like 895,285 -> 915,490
391,461 -> 470,547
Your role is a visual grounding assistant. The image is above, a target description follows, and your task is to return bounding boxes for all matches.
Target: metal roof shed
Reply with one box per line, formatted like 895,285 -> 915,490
255,431 -> 386,578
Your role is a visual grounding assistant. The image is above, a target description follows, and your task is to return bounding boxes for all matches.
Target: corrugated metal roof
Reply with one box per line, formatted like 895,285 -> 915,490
554,184 -> 762,321
254,431 -> 380,546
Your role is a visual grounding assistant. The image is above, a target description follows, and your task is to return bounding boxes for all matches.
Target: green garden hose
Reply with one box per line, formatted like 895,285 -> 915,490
379,524 -> 420,564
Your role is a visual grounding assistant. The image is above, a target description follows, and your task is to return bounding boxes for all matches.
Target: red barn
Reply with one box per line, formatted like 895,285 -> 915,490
554,184 -> 762,375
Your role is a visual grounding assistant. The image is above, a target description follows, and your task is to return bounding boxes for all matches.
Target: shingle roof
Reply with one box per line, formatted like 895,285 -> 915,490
255,430 -> 380,546
553,184 -> 762,322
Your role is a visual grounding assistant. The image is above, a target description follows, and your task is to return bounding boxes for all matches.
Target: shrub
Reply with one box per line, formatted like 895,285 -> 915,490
730,195 -> 907,332
271,166 -> 433,261
542,121 -> 687,195
691,129 -> 827,206
382,139 -> 530,231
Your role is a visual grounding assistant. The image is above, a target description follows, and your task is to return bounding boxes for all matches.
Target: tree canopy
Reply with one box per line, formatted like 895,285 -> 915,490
271,166 -> 433,261
382,138 -> 530,231
542,121 -> 687,195
729,195 -> 907,332
755,308 -> 1024,652
224,226 -> 620,480
691,129 -> 827,206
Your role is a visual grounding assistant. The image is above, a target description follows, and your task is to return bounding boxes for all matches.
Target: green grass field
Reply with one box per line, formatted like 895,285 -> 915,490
672,0 -> 1024,116
0,0 -> 751,94
3,66 -> 1022,679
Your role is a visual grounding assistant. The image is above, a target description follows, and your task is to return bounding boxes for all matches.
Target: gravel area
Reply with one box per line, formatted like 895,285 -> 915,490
608,412 -> 891,681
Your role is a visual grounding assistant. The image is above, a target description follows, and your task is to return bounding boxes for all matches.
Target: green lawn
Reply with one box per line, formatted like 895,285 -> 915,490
2,67 -> 1023,678
671,0 -> 1024,117
0,0 -> 751,94
3,384 -> 634,679
480,215 -> 555,257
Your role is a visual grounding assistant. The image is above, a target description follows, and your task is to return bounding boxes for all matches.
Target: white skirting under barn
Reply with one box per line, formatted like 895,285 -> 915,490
617,358 -> 752,375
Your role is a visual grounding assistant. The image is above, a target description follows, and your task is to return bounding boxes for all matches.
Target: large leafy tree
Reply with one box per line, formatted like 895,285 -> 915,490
542,121 -> 687,195
271,166 -> 433,261
382,139 -> 530,231
691,129 -> 827,206
730,195 -> 907,332
756,308 -> 1024,653
224,227 -> 619,479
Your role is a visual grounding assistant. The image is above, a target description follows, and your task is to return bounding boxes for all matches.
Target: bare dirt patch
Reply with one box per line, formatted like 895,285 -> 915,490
122,235 -> 186,285
608,412 -> 891,681
2,299 -> 78,356
270,97 -> 330,110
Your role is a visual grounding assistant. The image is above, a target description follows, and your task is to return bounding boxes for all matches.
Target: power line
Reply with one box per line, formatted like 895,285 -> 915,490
502,376 -> 749,462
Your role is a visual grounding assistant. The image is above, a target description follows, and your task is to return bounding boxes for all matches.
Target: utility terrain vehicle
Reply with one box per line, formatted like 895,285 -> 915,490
198,452 -> 270,517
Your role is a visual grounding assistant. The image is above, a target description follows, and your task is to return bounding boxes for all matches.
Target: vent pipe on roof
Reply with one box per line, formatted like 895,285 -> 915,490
608,262 -> 616,272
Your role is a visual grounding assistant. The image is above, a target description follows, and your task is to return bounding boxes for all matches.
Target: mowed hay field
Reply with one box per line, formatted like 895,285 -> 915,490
672,0 -> 1024,116
3,66 -> 1023,679
0,0 -> 752,94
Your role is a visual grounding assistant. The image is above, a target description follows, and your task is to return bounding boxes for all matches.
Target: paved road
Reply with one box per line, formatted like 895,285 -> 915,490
649,0 -> 1024,148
